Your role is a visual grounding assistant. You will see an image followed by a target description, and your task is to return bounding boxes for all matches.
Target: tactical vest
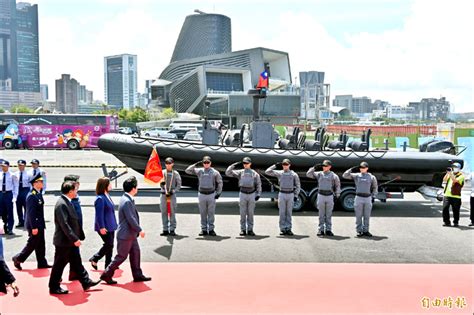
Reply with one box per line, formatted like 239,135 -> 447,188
280,171 -> 294,191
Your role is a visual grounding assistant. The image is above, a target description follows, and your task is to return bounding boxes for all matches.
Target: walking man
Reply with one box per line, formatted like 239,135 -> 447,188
48,181 -> 100,294
12,174 -> 51,270
306,160 -> 341,236
343,162 -> 378,237
265,159 -> 301,236
226,157 -> 262,236
185,156 -> 223,236
100,176 -> 151,284
160,157 -> 182,236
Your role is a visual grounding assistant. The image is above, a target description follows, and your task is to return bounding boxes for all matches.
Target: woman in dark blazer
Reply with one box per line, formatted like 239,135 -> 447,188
89,177 -> 118,270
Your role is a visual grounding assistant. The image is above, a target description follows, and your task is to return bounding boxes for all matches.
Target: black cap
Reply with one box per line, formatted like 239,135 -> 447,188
29,173 -> 44,184
359,161 -> 369,168
17,159 -> 27,165
322,160 -> 332,166
1,160 -> 10,167
202,156 -> 211,162
242,157 -> 252,163
282,158 -> 291,165
64,174 -> 80,182
165,157 -> 174,164
31,159 -> 40,164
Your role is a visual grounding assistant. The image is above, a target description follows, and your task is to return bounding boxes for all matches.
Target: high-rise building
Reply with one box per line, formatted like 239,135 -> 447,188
104,54 -> 137,110
408,97 -> 450,121
0,0 -> 41,109
14,2 -> 39,92
40,84 -> 48,100
56,74 -> 78,114
299,71 -> 329,120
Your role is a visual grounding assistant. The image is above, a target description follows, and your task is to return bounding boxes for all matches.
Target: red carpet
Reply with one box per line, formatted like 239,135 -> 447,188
1,262 -> 472,314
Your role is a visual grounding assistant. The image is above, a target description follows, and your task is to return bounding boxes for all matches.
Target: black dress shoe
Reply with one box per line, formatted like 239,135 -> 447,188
247,230 -> 255,236
89,258 -> 98,270
100,274 -> 117,285
317,231 -> 325,237
363,231 -> 373,237
356,232 -> 364,237
443,223 -> 451,227
286,230 -> 294,236
325,231 -> 334,237
15,223 -> 24,228
240,230 -> 247,236
169,231 -> 176,236
133,276 -> 152,282
12,256 -> 22,270
50,287 -> 69,295
38,264 -> 52,269
208,230 -> 217,236
280,230 -> 287,236
453,223 -> 459,227
82,279 -> 101,291
199,230 -> 208,236
469,222 -> 474,226
160,231 -> 169,236
6,230 -> 13,235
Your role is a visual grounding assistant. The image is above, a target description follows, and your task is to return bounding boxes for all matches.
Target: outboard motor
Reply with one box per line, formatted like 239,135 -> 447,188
419,139 -> 438,152
303,127 -> 327,151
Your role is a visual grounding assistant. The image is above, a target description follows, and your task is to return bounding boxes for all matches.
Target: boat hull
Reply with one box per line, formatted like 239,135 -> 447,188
98,134 -> 464,192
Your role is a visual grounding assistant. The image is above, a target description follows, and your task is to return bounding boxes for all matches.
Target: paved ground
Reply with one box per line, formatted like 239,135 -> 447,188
1,151 -> 472,314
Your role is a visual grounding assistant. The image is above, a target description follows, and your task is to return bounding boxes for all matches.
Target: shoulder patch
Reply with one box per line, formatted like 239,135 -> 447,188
32,190 -> 37,195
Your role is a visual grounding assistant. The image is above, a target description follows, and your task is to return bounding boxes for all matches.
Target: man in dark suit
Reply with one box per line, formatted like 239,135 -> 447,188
100,176 -> 151,284
12,174 -> 51,270
48,181 -> 100,294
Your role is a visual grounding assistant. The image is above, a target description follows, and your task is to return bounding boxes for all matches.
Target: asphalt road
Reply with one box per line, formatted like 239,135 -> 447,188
0,150 -> 472,265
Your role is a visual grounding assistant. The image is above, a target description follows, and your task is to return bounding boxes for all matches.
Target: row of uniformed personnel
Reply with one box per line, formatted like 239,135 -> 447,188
0,159 -> 46,235
159,156 -> 378,238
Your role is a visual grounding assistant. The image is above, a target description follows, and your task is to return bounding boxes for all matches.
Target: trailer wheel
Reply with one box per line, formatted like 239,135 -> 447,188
67,139 -> 80,150
309,192 -> 319,211
293,192 -> 307,212
339,189 -> 356,212
3,139 -> 15,149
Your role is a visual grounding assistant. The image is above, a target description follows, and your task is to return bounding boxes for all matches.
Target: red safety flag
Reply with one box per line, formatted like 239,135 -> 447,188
144,147 -> 163,184
167,195 -> 171,215
256,70 -> 269,89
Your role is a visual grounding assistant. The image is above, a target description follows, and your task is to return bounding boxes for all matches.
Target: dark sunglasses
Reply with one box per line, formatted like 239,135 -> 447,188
243,162 -> 250,165
203,161 -> 211,164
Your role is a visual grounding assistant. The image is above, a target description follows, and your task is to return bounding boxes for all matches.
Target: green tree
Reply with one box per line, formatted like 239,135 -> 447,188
0,108 -> 5,113
159,108 -> 177,120
10,104 -> 34,113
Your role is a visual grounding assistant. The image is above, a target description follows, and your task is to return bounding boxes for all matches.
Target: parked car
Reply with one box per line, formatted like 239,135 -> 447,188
142,127 -> 169,138
118,127 -> 133,135
183,131 -> 202,141
159,133 -> 178,140
167,128 -> 191,139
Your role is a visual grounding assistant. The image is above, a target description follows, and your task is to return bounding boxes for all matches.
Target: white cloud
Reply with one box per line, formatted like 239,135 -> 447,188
39,0 -> 473,112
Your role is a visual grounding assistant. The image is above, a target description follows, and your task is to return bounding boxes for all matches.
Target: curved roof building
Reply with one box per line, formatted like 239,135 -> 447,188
170,13 -> 231,63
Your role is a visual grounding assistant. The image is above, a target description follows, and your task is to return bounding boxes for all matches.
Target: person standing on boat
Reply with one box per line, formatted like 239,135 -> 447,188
185,156 -> 223,236
343,161 -> 378,237
265,159 -> 301,236
225,157 -> 262,236
160,157 -> 182,236
306,160 -> 341,237
442,162 -> 464,227
470,171 -> 474,227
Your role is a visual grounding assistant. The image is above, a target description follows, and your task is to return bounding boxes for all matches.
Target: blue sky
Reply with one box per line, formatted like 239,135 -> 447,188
36,0 -> 472,112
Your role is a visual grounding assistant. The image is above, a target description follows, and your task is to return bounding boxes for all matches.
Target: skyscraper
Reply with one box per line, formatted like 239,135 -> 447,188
40,83 -> 48,100
0,0 -> 41,109
56,74 -> 78,114
104,54 -> 137,110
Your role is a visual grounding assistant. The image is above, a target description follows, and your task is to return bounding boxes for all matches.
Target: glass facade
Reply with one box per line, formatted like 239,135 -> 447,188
106,57 -> 124,107
206,72 -> 243,92
228,95 -> 300,117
